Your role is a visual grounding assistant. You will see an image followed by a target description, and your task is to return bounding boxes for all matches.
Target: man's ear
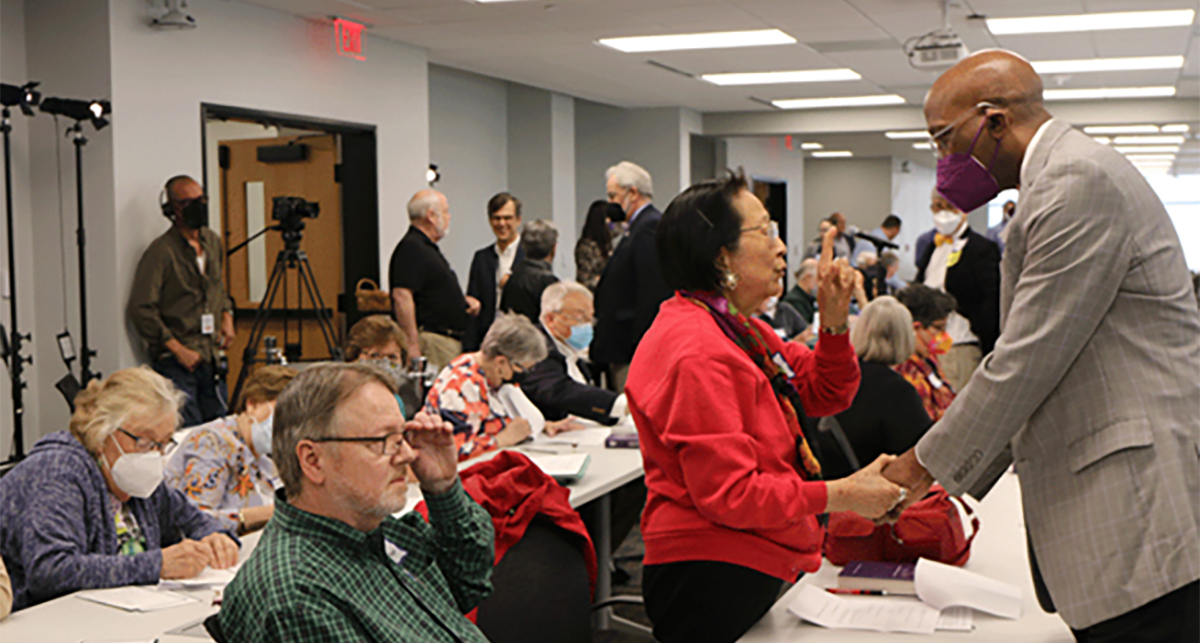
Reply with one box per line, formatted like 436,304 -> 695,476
296,441 -> 327,487
986,109 -> 1009,138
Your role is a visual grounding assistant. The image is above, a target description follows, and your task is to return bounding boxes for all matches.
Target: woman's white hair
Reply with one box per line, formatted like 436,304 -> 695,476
851,296 -> 916,367
69,367 -> 185,455
605,161 -> 653,198
481,312 -> 549,364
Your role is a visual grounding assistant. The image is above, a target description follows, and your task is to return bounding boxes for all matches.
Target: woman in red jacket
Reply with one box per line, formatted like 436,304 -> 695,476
627,174 -> 905,643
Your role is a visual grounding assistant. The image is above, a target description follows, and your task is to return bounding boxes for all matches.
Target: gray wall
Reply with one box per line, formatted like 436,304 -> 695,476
429,64 -> 509,291
803,157 -> 893,246
574,101 -> 685,228
723,136 -> 807,280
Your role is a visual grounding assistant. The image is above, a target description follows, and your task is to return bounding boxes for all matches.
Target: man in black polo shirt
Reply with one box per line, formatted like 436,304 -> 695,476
389,190 -> 479,374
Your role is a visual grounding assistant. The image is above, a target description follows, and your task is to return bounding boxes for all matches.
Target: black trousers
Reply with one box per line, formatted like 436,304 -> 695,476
643,560 -> 786,643
1070,581 -> 1199,643
153,356 -> 227,428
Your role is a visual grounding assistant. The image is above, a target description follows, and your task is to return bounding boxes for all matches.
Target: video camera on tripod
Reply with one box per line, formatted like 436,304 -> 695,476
228,194 -> 342,408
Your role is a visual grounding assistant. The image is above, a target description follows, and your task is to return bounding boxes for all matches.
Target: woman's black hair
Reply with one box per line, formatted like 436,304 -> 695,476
579,200 -> 620,257
894,283 -> 958,327
487,192 -> 522,218
656,171 -> 748,292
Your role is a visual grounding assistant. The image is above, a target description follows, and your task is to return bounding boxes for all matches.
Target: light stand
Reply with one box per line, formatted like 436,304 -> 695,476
1,81 -> 39,463
2,107 -> 33,462
39,96 -> 110,400
68,122 -> 98,386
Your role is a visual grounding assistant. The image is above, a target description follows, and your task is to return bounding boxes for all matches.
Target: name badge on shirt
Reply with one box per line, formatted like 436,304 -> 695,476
946,250 -> 962,268
201,313 -> 215,335
771,352 -> 795,379
928,372 -> 945,389
384,539 -> 408,566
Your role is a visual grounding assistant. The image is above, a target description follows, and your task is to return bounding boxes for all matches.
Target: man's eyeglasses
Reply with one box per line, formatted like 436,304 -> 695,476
311,432 -> 408,457
117,427 -> 178,455
929,101 -> 997,156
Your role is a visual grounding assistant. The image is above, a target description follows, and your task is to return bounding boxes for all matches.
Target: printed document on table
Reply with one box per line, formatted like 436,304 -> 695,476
158,564 -> 241,590
916,558 -> 1022,619
76,586 -> 196,612
537,426 -> 611,447
788,584 -> 940,634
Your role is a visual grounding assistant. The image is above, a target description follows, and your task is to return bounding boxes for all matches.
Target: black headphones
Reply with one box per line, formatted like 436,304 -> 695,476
159,187 -> 173,219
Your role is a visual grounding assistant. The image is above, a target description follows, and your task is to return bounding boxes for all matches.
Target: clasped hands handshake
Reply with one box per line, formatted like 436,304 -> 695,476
826,449 -> 935,522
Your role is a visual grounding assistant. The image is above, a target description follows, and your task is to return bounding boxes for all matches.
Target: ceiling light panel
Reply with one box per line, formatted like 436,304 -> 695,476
811,151 -> 854,158
1092,137 -> 1112,145
772,94 -> 905,109
800,142 -> 824,150
885,130 -> 930,140
701,69 -> 860,86
1161,124 -> 1190,133
1032,56 -> 1185,74
1112,136 -> 1187,145
912,142 -> 932,150
1083,125 -> 1160,134
986,9 -> 1196,35
1043,86 -> 1177,101
598,29 -> 796,53
1125,154 -> 1177,161
1114,146 -> 1181,154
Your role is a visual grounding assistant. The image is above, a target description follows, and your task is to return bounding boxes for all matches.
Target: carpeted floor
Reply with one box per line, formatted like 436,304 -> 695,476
593,525 -> 656,643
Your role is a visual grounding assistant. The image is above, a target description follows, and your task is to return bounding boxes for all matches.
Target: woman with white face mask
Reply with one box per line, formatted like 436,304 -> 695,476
0,368 -> 240,612
165,365 -> 295,536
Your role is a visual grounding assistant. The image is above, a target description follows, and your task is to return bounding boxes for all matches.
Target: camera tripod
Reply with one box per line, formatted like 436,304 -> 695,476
228,223 -> 343,409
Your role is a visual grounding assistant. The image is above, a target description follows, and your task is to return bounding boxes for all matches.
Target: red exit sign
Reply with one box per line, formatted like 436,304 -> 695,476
334,18 -> 366,60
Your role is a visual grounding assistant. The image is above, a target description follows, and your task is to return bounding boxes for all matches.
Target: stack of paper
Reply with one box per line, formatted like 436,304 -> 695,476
158,564 -> 240,590
76,586 -> 195,612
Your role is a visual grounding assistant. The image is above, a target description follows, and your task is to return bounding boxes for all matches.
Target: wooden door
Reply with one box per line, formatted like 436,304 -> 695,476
220,135 -> 343,395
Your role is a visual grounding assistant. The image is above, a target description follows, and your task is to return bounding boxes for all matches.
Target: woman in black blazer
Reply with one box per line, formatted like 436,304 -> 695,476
815,296 -> 932,479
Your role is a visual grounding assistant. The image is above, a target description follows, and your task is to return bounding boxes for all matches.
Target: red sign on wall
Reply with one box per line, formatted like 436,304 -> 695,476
335,18 -> 366,61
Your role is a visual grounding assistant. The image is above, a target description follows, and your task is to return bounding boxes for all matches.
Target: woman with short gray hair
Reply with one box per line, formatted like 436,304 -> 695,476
425,313 -> 572,461
813,296 -> 933,480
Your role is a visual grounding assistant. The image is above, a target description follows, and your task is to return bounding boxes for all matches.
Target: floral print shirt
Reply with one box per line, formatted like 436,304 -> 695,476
164,417 -> 278,532
895,354 -> 957,422
424,353 -> 518,461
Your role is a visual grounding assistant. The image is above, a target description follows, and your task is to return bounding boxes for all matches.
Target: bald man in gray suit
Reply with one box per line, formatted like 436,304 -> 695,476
885,51 -> 1199,643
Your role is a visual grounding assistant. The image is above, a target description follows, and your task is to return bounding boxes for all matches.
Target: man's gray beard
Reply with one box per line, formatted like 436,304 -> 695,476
329,473 -> 409,520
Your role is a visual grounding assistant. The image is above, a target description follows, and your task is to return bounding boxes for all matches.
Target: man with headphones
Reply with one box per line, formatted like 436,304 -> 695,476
128,175 -> 235,427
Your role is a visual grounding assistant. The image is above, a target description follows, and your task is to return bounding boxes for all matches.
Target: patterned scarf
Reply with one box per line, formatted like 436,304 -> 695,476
682,291 -> 823,480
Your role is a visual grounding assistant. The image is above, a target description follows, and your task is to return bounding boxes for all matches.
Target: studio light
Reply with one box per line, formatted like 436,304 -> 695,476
426,163 -> 441,186
39,97 -> 111,130
0,82 -> 41,116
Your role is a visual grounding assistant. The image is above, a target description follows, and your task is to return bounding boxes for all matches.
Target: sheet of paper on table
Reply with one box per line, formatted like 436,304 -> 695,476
158,564 -> 241,590
788,584 -> 941,634
916,558 -> 1023,619
537,426 -> 612,447
75,586 -> 196,612
525,453 -> 591,482
936,606 -> 975,631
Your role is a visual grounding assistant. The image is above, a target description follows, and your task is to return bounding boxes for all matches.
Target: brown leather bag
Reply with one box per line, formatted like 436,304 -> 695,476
355,278 -> 392,312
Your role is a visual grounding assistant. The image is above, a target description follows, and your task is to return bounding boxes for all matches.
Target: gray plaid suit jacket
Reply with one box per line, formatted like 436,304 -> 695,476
916,119 -> 1200,629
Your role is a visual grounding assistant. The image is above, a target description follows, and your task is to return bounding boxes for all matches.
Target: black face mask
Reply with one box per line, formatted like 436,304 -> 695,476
180,198 -> 209,230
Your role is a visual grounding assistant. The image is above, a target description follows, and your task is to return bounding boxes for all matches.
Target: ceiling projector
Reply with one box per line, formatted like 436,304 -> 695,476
152,0 -> 197,29
905,29 -> 969,71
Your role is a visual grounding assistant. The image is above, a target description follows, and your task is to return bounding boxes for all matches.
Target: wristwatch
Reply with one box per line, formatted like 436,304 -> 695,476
821,322 -> 850,335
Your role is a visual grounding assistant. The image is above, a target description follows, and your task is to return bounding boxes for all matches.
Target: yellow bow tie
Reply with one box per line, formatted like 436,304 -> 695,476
934,233 -> 955,247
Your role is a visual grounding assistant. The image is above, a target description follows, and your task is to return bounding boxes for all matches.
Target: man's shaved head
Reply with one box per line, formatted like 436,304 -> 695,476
926,50 -> 1046,130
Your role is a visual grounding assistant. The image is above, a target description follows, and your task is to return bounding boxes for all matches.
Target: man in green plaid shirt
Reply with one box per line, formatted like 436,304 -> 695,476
219,362 -> 494,642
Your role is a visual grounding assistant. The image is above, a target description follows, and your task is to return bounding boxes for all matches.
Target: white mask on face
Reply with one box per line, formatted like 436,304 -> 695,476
251,413 -> 274,457
932,209 -> 964,236
107,434 -> 164,499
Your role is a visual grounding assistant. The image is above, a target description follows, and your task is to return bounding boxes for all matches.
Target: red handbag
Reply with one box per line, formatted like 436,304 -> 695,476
823,484 -> 980,567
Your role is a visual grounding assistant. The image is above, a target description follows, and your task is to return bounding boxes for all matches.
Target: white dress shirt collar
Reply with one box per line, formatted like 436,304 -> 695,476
1020,119 -> 1054,187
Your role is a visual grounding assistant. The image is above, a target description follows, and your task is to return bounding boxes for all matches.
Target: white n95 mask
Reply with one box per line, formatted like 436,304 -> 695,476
107,435 -> 164,499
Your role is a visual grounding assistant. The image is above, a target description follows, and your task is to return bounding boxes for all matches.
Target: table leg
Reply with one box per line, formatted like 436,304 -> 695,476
593,493 -> 613,631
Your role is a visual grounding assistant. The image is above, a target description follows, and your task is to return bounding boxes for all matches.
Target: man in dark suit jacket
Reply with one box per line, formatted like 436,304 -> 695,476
915,193 -> 1001,391
591,161 -> 672,391
500,220 -> 559,324
464,193 -> 524,351
523,281 -> 624,425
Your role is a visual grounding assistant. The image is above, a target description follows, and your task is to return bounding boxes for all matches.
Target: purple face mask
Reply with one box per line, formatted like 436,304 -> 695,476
936,118 -> 1002,213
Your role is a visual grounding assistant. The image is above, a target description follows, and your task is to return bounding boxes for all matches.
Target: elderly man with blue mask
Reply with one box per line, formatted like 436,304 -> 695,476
522,280 -> 628,426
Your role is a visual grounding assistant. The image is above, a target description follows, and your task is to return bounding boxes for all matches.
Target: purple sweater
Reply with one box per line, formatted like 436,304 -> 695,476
0,431 -> 236,611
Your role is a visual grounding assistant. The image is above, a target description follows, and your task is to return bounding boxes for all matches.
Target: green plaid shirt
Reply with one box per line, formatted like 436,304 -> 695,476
219,481 -> 493,643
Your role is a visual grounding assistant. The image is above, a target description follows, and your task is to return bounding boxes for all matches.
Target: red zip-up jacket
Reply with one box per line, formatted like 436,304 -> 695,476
627,294 -> 860,581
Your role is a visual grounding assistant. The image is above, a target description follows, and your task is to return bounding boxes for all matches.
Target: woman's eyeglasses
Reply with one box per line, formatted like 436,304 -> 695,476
117,427 -> 178,455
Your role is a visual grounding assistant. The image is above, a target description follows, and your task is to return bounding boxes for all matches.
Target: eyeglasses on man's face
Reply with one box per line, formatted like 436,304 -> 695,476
311,432 -> 409,457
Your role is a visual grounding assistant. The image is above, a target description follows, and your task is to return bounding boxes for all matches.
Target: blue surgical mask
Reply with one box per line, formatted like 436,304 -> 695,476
566,323 -> 594,351
251,414 -> 273,457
